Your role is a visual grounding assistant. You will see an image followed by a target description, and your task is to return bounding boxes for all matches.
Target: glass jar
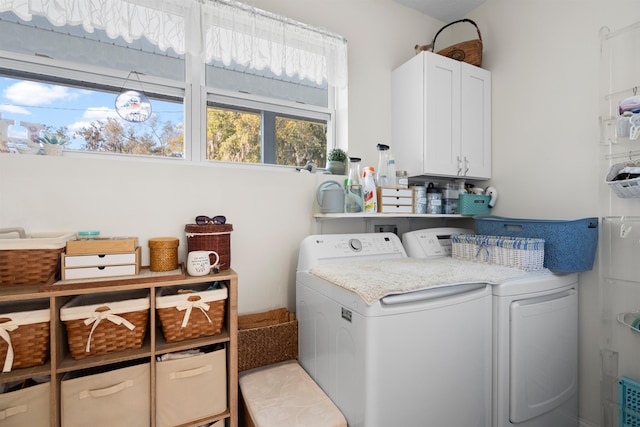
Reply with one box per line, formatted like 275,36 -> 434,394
426,183 -> 442,214
345,157 -> 363,213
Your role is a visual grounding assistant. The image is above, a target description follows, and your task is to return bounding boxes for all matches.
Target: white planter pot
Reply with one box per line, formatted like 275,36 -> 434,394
44,144 -> 63,156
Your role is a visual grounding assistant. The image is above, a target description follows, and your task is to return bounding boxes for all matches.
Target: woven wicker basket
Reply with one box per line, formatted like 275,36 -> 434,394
238,308 -> 298,372
432,19 -> 483,67
156,282 -> 227,343
0,300 -> 50,372
185,224 -> 233,271
60,290 -> 149,360
149,237 -> 179,272
0,229 -> 75,286
452,234 -> 545,272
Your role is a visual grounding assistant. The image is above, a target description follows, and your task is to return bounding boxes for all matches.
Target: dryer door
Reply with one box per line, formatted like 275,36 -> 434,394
509,288 -> 578,423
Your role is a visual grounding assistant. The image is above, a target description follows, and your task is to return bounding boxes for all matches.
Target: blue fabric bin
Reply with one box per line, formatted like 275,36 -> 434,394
474,216 -> 599,273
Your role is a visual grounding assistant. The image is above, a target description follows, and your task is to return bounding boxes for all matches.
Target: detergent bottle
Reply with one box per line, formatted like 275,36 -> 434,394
362,166 -> 378,213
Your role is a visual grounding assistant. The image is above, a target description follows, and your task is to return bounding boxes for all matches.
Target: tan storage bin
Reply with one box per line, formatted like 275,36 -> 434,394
0,382 -> 50,427
61,363 -> 150,427
156,348 -> 227,427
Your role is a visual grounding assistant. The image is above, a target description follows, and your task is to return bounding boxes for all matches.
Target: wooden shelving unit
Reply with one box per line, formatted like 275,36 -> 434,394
0,269 -> 238,427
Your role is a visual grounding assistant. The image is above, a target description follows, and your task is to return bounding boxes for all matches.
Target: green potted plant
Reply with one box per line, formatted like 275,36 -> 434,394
327,148 -> 347,175
38,134 -> 68,156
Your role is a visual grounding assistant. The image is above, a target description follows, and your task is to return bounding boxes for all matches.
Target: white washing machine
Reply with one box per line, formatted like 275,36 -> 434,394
296,232 -> 493,427
403,228 -> 579,427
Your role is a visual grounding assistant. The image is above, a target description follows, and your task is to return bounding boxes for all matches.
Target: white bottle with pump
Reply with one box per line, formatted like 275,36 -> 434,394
363,166 -> 378,213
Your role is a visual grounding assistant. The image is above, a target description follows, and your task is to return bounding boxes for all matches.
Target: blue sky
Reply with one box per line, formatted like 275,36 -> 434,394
0,77 -> 184,150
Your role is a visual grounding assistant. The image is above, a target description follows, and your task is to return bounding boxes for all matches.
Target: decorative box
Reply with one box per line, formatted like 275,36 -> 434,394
61,247 -> 140,280
377,187 -> 414,213
65,237 -> 138,255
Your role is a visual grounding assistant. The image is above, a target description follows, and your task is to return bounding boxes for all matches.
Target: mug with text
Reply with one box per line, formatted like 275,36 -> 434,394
187,251 -> 220,276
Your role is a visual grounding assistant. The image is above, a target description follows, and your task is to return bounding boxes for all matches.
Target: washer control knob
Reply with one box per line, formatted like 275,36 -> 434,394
348,239 -> 362,252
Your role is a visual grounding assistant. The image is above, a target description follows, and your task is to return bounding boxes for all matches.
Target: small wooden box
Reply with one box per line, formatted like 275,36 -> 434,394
377,187 -> 414,214
61,247 -> 140,280
65,237 -> 138,255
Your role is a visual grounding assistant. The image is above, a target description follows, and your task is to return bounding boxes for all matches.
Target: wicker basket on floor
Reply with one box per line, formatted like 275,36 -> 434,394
238,308 -> 298,372
156,282 -> 227,343
60,290 -> 149,360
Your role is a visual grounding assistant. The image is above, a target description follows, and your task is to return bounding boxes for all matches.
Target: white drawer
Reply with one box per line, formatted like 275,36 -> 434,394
64,252 -> 137,267
380,196 -> 413,206
63,264 -> 137,280
379,204 -> 413,213
379,188 -> 413,198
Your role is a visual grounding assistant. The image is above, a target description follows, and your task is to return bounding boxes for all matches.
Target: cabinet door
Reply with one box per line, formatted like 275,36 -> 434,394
424,52 -> 462,176
461,63 -> 491,179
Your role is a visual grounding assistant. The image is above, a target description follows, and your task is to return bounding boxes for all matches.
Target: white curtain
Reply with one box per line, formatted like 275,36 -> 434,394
0,0 -> 348,88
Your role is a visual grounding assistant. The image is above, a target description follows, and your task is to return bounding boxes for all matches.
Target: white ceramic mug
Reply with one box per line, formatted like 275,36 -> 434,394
186,251 -> 220,276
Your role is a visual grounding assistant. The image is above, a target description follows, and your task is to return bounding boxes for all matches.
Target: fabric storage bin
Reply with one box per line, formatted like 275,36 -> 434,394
452,234 -> 545,272
0,299 -> 50,372
185,224 -> 233,271
0,228 -> 75,285
156,348 -> 227,427
61,362 -> 150,427
0,381 -> 50,426
60,289 -> 149,360
238,308 -> 298,372
156,282 -> 227,343
474,216 -> 599,272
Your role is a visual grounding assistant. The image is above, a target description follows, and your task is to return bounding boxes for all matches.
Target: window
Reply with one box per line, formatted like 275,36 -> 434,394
0,0 -> 348,167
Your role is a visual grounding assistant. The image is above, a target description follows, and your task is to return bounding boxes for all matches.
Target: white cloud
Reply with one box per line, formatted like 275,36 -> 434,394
3,81 -> 79,106
67,107 -> 119,134
0,104 -> 30,115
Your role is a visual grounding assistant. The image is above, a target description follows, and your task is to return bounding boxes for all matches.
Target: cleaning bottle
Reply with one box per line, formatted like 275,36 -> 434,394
345,157 -> 363,213
362,166 -> 378,213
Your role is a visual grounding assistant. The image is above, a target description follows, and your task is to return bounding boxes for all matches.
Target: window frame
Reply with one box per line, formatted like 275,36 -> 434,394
0,6 -> 345,168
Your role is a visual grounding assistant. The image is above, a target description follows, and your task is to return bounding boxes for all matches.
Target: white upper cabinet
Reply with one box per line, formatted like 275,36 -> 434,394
392,51 -> 491,179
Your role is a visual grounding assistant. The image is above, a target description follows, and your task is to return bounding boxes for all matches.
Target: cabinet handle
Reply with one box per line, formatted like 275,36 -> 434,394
169,364 -> 213,380
457,156 -> 462,175
464,156 -> 470,175
79,379 -> 134,399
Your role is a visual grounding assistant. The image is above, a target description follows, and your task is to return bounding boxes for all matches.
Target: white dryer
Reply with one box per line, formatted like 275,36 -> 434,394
493,273 -> 578,427
403,228 -> 579,427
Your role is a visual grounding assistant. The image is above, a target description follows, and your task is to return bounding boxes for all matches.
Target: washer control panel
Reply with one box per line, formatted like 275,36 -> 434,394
402,227 -> 473,258
297,232 -> 406,270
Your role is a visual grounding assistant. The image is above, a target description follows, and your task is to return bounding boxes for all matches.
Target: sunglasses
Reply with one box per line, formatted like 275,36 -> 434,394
195,215 -> 226,225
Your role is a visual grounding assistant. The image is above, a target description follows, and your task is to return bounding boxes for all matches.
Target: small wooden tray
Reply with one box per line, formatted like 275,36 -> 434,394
66,237 -> 139,255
